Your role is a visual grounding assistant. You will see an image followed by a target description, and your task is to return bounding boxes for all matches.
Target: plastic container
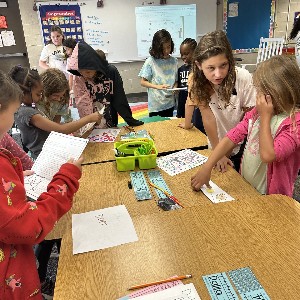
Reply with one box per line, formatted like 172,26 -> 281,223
114,139 -> 157,171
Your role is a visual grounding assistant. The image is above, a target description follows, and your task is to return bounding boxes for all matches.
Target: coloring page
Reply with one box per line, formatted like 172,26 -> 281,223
88,128 -> 121,142
157,149 -> 207,176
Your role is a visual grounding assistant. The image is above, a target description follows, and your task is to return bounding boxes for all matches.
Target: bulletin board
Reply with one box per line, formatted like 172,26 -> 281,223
37,0 -> 217,63
39,4 -> 84,44
224,0 -> 276,53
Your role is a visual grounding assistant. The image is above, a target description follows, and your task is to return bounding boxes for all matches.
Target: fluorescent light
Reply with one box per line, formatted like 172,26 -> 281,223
0,2 -> 7,8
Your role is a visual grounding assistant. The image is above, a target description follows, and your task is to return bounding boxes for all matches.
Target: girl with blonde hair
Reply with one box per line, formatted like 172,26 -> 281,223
191,55 -> 300,197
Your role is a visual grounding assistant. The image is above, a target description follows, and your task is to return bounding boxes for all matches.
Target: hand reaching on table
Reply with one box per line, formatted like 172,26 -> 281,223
191,164 -> 212,191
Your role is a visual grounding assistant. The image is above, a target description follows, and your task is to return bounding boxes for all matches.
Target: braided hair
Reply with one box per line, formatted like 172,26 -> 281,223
181,38 -> 197,50
8,65 -> 41,95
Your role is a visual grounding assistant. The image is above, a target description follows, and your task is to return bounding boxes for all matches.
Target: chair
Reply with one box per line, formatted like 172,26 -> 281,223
241,37 -> 284,70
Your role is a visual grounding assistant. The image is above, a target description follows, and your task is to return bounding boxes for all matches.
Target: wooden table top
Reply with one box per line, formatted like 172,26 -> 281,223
83,119 -> 207,164
46,149 -> 260,240
54,194 -> 300,299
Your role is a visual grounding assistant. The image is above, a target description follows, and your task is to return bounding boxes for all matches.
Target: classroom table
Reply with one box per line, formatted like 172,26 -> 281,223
45,149 -> 260,240
83,119 -> 208,164
53,193 -> 300,299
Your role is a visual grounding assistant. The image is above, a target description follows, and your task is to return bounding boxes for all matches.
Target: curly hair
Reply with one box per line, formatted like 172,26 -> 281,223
0,70 -> 23,111
190,30 -> 236,106
149,29 -> 174,59
8,65 -> 41,95
40,68 -> 69,116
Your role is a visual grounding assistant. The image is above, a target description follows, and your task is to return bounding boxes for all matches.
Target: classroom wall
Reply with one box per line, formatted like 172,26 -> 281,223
232,0 -> 300,70
19,0 -> 220,94
18,0 -> 298,93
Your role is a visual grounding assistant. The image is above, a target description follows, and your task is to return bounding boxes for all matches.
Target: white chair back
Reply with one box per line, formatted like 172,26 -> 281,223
256,37 -> 284,65
241,37 -> 284,70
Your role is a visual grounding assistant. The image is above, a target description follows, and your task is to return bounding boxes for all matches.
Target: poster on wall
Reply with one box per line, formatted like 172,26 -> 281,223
39,4 -> 84,45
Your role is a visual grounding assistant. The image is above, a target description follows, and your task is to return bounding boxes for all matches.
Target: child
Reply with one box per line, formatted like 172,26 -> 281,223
63,37 -> 77,94
184,30 -> 256,171
191,55 -> 300,197
289,17 -> 300,67
0,133 -> 33,171
67,41 -> 144,127
177,38 -> 197,118
37,68 -> 73,123
10,66 -> 101,160
39,25 -> 68,78
139,29 -> 178,117
0,70 -> 83,300
177,38 -> 206,134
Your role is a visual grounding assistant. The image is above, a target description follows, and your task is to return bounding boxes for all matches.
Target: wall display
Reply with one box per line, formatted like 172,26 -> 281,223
224,0 -> 276,53
39,4 -> 84,44
37,0 -> 216,63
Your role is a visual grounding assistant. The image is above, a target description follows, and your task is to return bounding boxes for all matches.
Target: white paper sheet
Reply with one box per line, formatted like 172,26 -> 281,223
72,205 -> 138,255
201,181 -> 235,203
166,87 -> 187,91
133,283 -> 201,300
24,132 -> 88,200
1,30 -> 16,46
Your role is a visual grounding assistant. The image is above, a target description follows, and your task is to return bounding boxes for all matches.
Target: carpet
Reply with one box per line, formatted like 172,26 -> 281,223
118,102 -> 148,124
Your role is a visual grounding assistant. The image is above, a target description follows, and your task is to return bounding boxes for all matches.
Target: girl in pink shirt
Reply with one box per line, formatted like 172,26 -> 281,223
191,55 -> 300,197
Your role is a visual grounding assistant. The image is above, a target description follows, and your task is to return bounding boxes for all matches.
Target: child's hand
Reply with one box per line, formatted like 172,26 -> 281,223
215,156 -> 233,173
90,111 -> 102,123
23,170 -> 34,177
191,164 -> 212,191
256,93 -> 274,117
178,122 -> 193,129
67,156 -> 84,172
157,84 -> 170,90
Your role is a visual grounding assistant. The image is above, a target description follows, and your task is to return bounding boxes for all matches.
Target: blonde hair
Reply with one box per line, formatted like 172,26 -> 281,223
190,30 -> 236,106
253,55 -> 300,117
40,68 -> 69,116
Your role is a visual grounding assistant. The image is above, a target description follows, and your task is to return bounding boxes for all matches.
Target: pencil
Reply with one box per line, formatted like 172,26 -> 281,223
128,274 -> 192,290
149,182 -> 184,208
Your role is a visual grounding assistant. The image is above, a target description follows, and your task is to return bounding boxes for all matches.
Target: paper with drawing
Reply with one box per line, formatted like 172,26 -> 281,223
72,205 -> 138,255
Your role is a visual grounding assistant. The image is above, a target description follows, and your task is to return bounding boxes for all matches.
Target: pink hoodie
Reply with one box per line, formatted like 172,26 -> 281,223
227,108 -> 300,196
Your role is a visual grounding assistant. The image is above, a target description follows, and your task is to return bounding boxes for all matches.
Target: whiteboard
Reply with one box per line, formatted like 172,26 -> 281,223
136,4 -> 196,57
37,0 -> 217,63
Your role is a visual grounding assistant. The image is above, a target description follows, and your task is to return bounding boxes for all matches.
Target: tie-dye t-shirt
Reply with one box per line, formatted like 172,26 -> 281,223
139,56 -> 178,113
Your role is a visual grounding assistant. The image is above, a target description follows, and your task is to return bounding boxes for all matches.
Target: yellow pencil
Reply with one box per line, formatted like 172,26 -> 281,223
149,181 -> 184,208
128,274 -> 192,290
